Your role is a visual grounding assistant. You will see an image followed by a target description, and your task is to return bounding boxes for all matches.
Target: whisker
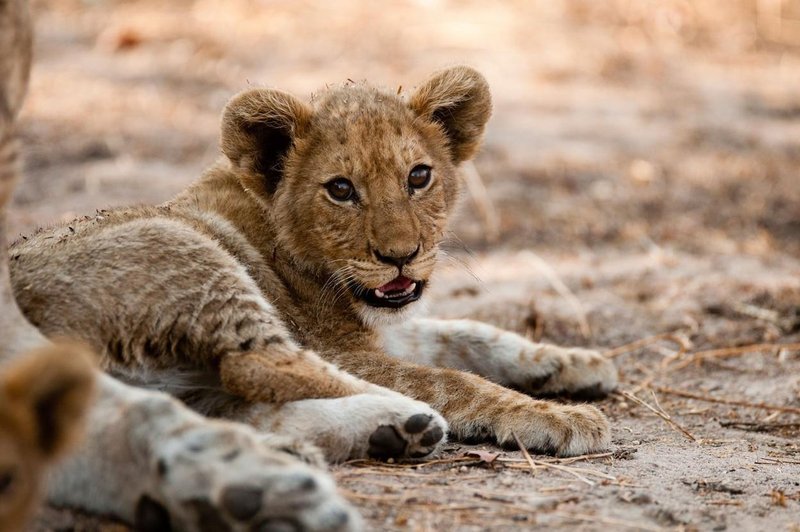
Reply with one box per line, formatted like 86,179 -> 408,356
438,249 -> 484,286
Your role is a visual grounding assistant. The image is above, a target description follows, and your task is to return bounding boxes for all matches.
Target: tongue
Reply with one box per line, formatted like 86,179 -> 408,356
378,276 -> 413,293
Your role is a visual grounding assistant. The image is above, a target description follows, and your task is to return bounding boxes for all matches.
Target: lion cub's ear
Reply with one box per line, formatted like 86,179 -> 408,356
221,88 -> 313,196
409,66 -> 492,164
1,343 -> 95,460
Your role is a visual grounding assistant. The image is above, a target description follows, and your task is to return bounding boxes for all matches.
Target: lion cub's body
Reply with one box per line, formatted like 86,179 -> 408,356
11,69 -> 618,462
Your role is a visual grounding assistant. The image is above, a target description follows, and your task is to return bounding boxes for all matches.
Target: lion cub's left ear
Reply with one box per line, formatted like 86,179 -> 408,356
221,88 -> 313,196
409,66 -> 492,164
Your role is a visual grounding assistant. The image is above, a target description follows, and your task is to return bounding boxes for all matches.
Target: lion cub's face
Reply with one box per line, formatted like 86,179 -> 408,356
222,67 -> 491,323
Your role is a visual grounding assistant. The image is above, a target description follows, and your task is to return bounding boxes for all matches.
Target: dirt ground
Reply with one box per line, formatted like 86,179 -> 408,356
12,0 -> 800,530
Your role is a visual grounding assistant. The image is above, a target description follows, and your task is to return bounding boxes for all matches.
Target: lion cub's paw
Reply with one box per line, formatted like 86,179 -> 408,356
498,402 -> 611,457
362,397 -> 448,461
338,392 -> 448,460
518,346 -> 618,400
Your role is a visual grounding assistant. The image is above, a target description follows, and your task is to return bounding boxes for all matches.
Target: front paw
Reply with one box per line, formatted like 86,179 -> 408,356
495,402 -> 611,457
517,346 -> 618,400
361,398 -> 448,461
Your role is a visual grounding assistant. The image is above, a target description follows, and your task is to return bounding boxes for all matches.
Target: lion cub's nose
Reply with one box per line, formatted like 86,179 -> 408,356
373,245 -> 420,268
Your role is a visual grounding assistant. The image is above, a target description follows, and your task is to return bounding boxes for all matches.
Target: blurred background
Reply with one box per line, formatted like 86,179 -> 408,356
14,2 -> 800,529
13,0 -> 800,258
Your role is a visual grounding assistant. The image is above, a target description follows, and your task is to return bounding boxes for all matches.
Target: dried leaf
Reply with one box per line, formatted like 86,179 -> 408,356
463,450 -> 501,465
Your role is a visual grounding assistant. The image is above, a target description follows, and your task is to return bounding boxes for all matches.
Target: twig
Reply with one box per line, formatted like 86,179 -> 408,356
496,452 -> 613,465
521,251 -> 592,339
669,342 -> 800,371
511,431 -> 538,477
529,461 -> 597,486
706,499 -> 743,506
342,456 -> 476,468
756,456 -> 800,465
731,302 -> 781,324
719,421 -> 800,432
507,434 -> 609,486
503,462 -> 617,481
616,390 -> 697,441
604,332 -> 690,360
654,386 -> 800,415
549,511 -> 665,531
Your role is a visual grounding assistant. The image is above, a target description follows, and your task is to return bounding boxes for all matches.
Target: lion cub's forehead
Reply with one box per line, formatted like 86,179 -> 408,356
311,86 -> 418,137
303,86 -> 430,181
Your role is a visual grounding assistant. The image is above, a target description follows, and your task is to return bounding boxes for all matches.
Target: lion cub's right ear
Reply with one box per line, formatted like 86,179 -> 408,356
221,89 -> 312,197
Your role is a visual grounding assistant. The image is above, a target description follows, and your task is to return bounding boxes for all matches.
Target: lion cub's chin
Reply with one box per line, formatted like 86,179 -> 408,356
355,297 -> 429,329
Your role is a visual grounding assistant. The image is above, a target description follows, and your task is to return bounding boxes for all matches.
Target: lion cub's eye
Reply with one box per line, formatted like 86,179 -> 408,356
408,165 -> 432,193
325,177 -> 356,202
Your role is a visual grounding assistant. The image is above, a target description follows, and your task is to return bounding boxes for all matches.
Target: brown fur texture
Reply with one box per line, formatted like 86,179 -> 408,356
11,66 -> 617,460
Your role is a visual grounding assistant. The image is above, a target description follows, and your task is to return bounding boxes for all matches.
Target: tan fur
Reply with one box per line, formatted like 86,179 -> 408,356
11,66 -> 617,458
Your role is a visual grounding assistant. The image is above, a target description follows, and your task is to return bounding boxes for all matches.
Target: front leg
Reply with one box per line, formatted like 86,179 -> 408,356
329,350 -> 611,457
381,318 -> 618,399
237,393 -> 448,463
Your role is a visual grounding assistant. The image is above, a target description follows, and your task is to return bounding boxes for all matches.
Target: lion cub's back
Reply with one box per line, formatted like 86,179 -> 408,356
10,207 -> 232,352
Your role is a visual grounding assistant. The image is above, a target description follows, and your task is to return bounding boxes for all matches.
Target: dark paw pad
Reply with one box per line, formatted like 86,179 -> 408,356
222,484 -> 263,521
404,413 -> 432,434
568,383 -> 609,401
419,425 -> 444,447
257,518 -> 300,532
368,425 -> 407,459
526,373 -> 554,391
186,498 -> 233,532
135,495 -> 172,532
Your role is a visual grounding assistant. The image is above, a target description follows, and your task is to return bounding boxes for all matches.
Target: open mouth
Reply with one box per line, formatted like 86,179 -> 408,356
351,276 -> 425,309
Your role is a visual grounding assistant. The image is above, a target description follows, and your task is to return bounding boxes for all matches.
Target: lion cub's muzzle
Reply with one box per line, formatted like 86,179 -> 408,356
350,275 -> 426,309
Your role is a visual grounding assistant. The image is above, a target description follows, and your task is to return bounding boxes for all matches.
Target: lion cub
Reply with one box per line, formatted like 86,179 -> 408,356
11,66 -> 618,462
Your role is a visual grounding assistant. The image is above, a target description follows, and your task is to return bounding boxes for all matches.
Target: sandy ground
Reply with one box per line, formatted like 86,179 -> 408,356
12,0 -> 800,530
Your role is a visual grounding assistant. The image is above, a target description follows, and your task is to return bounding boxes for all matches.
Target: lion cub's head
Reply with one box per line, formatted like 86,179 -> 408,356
221,66 -> 491,324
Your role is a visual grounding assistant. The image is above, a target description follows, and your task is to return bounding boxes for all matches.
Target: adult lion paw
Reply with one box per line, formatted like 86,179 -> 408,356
135,411 -> 359,531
